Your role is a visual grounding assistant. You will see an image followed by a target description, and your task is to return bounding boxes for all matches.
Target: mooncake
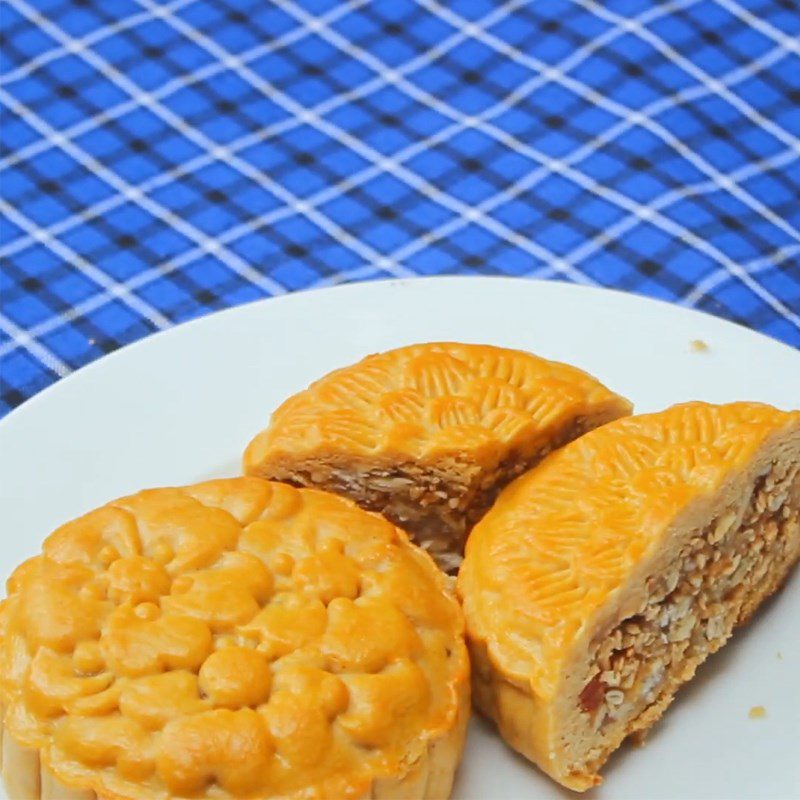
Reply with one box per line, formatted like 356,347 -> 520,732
244,342 -> 631,571
0,478 -> 469,800
458,402 -> 800,790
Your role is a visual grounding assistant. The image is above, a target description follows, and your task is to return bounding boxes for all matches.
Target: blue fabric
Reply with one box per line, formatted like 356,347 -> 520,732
1,0 -> 799,416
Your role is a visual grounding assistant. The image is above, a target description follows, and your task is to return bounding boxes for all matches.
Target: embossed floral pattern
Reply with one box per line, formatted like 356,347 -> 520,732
0,478 -> 468,799
460,402 -> 800,699
245,343 -> 630,466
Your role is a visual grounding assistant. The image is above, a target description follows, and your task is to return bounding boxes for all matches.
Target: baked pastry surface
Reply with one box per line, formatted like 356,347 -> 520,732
458,402 -> 800,790
244,342 -> 631,571
0,478 -> 469,799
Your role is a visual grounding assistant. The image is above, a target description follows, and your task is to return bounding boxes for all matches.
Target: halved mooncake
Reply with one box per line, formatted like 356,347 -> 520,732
0,478 -> 469,800
458,402 -> 800,790
244,342 -> 631,571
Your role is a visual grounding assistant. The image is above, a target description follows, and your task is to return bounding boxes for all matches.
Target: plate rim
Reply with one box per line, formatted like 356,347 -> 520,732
0,273 -> 798,798
2,274 -> 798,431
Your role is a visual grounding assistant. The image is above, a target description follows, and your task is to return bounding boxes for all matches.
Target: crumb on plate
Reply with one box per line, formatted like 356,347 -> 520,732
690,339 -> 709,352
748,706 -> 766,719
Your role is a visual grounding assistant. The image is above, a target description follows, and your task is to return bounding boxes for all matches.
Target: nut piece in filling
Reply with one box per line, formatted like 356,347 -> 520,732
244,342 -> 631,572
458,402 -> 800,791
0,478 -> 469,800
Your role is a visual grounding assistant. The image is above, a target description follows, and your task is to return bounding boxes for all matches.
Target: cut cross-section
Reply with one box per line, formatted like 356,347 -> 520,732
458,402 -> 800,790
244,342 -> 631,571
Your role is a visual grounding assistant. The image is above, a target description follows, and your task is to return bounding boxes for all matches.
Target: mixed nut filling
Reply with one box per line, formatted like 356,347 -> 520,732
579,461 -> 800,737
267,459 -> 475,573
265,421 -> 598,574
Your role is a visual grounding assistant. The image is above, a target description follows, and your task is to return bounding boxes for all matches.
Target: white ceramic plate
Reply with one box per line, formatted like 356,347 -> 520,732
1,276 -> 798,800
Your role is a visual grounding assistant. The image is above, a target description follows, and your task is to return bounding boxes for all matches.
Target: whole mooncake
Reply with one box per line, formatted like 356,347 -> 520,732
0,478 -> 469,800
458,402 -> 800,790
244,342 -> 631,571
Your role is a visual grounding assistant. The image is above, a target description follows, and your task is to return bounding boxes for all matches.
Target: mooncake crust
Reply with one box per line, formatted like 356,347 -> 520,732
244,342 -> 631,465
244,342 -> 632,570
459,401 -> 800,789
0,478 -> 469,800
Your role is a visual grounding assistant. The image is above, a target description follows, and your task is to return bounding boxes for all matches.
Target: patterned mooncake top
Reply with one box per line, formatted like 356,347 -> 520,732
0,478 -> 467,799
459,402 -> 800,699
244,342 -> 631,468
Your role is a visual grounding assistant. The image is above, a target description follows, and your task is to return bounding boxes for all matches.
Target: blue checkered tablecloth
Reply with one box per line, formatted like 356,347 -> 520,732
1,0 -> 799,417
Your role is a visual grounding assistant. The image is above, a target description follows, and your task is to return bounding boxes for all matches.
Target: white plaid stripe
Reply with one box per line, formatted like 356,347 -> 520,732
709,0 -> 800,54
0,1 -> 537,361
0,122 -> 763,362
684,243 -> 800,307
352,44 -> 797,287
0,312 -> 71,377
160,0 -> 706,286
382,144 -> 800,293
575,0 -> 800,151
2,111 -> 793,366
0,74 -> 289,301
2,0 -> 418,367
134,0 -> 589,283
0,189 -> 177,331
2,0 -> 326,294
10,0 -> 791,278
6,0 -> 538,284
0,0 -> 699,281
0,0 -> 525,261
282,0 -> 800,328
0,0 -> 370,173
349,241 -> 800,294
3,0 -> 798,371
561,145 -> 800,276
2,0 -> 793,358
421,0 -> 800,246
0,0 -> 195,87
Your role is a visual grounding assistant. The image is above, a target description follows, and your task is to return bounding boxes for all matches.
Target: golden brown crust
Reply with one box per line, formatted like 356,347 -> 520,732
244,342 -> 631,466
459,402 -> 800,790
461,402 -> 800,696
0,478 -> 469,800
244,343 -> 632,570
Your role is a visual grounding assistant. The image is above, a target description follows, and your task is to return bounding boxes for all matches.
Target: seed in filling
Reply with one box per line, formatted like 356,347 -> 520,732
244,342 -> 632,572
264,438 -> 578,575
575,462 -> 799,772
459,401 -> 800,793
